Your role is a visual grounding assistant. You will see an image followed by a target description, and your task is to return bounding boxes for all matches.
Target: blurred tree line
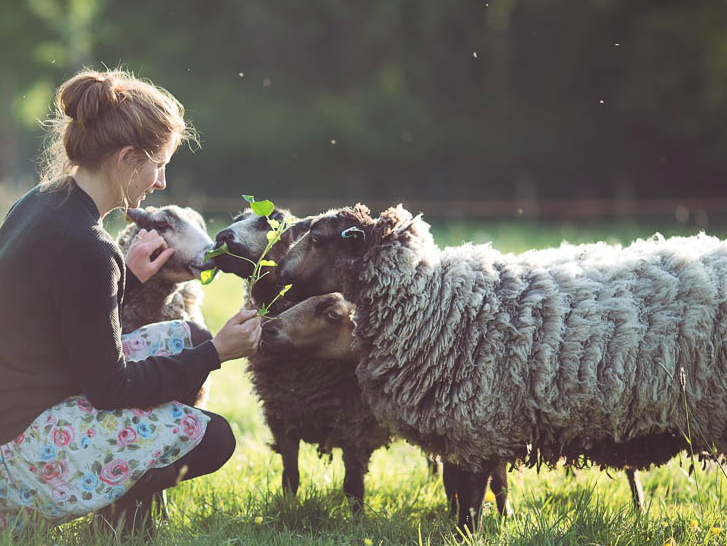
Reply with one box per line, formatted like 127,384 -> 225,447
1,0 -> 727,213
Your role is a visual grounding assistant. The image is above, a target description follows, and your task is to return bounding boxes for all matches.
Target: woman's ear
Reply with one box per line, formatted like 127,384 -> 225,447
115,145 -> 137,170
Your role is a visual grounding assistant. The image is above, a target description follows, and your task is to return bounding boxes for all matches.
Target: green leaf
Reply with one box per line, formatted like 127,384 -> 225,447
267,218 -> 280,229
266,231 -> 278,243
201,268 -> 218,285
242,194 -> 255,203
203,243 -> 229,261
279,284 -> 292,296
251,199 -> 275,217
259,260 -> 277,267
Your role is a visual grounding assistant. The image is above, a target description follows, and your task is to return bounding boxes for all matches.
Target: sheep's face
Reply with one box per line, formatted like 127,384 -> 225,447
261,293 -> 358,361
278,209 -> 370,301
211,208 -> 308,279
125,205 -> 213,283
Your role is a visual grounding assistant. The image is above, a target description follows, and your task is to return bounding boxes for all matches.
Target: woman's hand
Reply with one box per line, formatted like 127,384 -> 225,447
125,228 -> 175,283
212,309 -> 262,362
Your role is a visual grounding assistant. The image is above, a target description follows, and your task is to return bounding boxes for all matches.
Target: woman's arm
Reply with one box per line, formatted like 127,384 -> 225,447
58,238 -> 219,409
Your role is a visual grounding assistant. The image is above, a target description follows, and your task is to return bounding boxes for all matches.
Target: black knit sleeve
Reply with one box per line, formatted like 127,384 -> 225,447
124,264 -> 142,295
56,234 -> 220,410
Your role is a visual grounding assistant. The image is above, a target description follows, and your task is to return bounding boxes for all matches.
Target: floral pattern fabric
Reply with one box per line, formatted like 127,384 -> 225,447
0,320 -> 209,531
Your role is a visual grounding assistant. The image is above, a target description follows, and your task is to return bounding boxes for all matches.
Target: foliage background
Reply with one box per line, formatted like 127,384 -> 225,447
2,0 -> 727,218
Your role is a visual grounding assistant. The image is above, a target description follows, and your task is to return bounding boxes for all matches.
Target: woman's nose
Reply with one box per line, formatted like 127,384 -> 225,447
155,170 -> 167,190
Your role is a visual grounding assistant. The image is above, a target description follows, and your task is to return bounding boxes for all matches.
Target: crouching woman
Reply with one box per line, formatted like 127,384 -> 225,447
0,69 -> 261,533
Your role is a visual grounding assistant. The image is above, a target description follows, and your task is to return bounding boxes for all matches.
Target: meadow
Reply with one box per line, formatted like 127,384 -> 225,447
4,212 -> 727,546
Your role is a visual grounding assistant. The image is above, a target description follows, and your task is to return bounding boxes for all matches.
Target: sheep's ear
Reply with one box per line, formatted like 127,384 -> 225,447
341,226 -> 367,255
283,218 -> 312,245
124,208 -> 153,228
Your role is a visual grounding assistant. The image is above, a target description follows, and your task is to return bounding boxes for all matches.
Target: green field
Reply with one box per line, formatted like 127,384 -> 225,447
5,217 -> 727,546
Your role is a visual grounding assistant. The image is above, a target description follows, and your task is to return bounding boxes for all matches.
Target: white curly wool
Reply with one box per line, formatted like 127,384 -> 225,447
352,209 -> 727,470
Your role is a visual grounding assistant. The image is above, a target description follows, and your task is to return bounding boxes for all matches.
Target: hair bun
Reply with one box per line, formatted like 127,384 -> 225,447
59,72 -> 119,126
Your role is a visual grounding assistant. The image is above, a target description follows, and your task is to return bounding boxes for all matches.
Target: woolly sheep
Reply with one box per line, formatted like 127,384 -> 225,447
117,204 -> 214,407
277,204 -> 725,530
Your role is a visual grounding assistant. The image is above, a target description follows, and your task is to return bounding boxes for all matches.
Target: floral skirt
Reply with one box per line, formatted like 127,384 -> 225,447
0,320 -> 210,531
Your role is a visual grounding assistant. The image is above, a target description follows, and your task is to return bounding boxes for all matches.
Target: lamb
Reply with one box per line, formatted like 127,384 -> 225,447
212,209 -> 511,515
276,203 -> 727,530
255,292 -> 393,512
116,204 -> 214,407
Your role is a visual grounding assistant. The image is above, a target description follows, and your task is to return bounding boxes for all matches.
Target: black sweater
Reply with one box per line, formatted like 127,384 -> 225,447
0,180 -> 220,444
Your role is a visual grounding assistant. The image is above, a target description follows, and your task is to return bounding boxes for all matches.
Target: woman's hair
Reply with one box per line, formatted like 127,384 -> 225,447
38,68 -> 197,196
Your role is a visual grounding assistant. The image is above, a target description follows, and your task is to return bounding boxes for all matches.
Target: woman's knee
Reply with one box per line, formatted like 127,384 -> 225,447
202,412 -> 236,469
186,320 -> 212,346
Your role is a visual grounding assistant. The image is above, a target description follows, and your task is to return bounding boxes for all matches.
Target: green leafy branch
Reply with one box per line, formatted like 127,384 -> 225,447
201,195 -> 292,318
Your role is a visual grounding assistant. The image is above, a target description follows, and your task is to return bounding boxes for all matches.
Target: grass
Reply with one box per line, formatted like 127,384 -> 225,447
4,214 -> 727,545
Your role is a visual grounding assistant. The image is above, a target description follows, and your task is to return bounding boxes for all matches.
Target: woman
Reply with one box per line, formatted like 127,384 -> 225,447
0,69 -> 261,533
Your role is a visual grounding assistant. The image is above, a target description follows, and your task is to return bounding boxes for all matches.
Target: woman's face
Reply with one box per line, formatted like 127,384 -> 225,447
127,139 -> 177,207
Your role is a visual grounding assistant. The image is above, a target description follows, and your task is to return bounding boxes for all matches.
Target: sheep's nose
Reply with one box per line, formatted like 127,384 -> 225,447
216,228 -> 235,244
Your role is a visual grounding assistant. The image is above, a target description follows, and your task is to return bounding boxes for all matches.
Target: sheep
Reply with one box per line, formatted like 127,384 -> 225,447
212,209 -> 511,516
256,292 -> 393,512
116,204 -> 214,408
276,203 -> 727,531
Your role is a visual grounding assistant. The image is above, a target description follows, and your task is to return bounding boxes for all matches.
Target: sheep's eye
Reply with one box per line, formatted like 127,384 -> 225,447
311,236 -> 321,245
153,220 -> 170,230
325,310 -> 340,322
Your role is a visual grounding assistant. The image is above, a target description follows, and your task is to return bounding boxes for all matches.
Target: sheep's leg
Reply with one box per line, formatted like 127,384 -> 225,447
489,460 -> 512,517
427,455 -> 440,478
442,461 -> 459,517
279,435 -> 301,495
268,420 -> 301,495
625,467 -> 645,512
342,448 -> 368,515
456,463 -> 492,536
